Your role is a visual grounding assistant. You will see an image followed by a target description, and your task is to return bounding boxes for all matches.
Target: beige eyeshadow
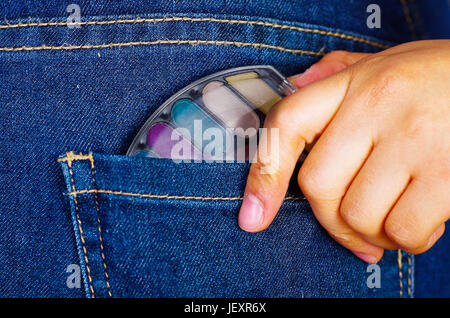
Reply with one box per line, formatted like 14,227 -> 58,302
202,81 -> 260,137
225,72 -> 281,114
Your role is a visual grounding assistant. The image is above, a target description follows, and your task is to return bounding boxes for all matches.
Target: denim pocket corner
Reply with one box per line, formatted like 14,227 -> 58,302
58,151 -> 411,298
58,151 -> 113,298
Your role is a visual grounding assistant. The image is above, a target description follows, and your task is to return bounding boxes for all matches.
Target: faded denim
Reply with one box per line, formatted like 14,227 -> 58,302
0,0 -> 448,297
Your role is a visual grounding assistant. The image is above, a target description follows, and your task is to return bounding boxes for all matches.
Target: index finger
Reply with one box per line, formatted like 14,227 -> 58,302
238,68 -> 352,232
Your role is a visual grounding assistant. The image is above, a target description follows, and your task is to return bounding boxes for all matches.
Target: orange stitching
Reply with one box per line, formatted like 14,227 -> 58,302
0,39 -> 324,55
66,188 -> 306,202
58,153 -> 306,202
60,151 -> 304,297
0,16 -> 390,49
397,249 -> 403,298
65,151 -> 95,298
399,0 -> 418,40
70,189 -> 242,200
407,254 -> 412,297
88,153 -> 113,297
58,153 -> 92,162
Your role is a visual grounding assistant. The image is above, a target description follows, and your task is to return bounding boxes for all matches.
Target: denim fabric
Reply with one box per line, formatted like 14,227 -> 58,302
0,0 -> 448,297
58,152 -> 408,298
0,0 -> 428,44
413,0 -> 450,39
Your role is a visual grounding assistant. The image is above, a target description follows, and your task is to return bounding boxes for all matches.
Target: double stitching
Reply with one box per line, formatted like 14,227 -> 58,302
397,250 -> 413,298
64,152 -> 96,298
59,152 -> 304,296
397,249 -> 403,298
407,254 -> 412,297
60,152 -> 113,297
66,188 -> 306,202
0,16 -> 390,50
62,154 -> 417,298
88,155 -> 113,297
0,40 -> 324,55
59,152 -> 306,202
59,153 -> 92,163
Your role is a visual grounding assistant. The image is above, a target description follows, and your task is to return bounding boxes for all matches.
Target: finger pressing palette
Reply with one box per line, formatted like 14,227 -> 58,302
127,65 -> 298,161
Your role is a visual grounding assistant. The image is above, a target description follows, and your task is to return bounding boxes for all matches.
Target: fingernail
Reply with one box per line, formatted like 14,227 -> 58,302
289,64 -> 316,81
352,251 -> 377,264
288,64 -> 320,88
238,194 -> 264,231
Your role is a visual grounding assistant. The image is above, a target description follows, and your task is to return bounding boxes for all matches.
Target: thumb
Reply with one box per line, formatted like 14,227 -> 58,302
289,50 -> 371,153
238,65 -> 353,232
237,51 -> 370,233
289,50 -> 370,88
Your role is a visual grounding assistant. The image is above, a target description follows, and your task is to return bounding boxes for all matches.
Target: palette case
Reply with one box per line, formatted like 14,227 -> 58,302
127,65 -> 298,161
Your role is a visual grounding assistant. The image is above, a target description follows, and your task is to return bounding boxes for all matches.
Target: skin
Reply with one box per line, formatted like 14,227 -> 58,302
238,40 -> 450,263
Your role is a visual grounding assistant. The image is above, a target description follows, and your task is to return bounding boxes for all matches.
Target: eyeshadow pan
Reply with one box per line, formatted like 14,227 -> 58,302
226,72 -> 281,114
147,122 -> 202,160
202,81 -> 259,137
171,99 -> 230,151
127,65 -> 298,160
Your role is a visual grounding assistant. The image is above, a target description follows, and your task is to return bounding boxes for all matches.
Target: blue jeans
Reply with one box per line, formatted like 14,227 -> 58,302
0,0 -> 448,297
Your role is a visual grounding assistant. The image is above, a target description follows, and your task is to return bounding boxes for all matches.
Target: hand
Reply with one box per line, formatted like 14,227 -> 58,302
238,40 -> 450,263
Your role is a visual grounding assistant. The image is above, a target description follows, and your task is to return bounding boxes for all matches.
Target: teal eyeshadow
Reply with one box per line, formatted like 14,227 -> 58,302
171,99 -> 230,151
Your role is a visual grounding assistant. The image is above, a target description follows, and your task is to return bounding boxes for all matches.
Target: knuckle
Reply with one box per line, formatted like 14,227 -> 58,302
297,166 -> 321,199
266,93 -> 317,145
249,160 -> 281,182
399,107 -> 443,146
266,94 -> 300,126
339,200 -> 369,234
367,66 -> 405,102
297,165 -> 340,201
265,103 -> 286,127
355,58 -> 412,110
384,218 -> 425,251
267,94 -> 310,133
357,54 -> 385,73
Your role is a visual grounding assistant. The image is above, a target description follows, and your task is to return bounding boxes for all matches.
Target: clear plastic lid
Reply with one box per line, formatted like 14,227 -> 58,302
127,65 -> 297,162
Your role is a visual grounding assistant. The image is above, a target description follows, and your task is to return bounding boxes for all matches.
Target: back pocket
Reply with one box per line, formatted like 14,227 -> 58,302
58,151 -> 410,298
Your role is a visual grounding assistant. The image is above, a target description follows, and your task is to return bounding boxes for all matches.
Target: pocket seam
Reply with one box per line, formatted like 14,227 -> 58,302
59,152 -> 307,202
59,151 -> 114,298
397,249 -> 414,298
60,152 -> 404,297
0,15 -> 391,50
64,154 -> 96,298
90,154 -> 113,297
66,188 -> 306,202
0,39 -> 324,56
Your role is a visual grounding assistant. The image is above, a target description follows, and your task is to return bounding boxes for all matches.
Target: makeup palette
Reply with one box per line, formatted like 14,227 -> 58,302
127,65 -> 298,161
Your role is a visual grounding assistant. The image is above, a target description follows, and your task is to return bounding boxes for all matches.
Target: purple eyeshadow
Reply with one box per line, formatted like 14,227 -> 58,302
147,122 -> 201,160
